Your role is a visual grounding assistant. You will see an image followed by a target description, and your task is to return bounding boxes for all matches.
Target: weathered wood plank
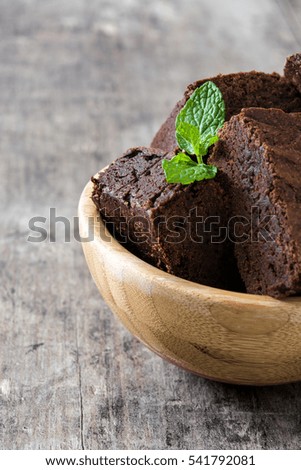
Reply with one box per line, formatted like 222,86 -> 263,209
1,0 -> 301,450
276,0 -> 301,47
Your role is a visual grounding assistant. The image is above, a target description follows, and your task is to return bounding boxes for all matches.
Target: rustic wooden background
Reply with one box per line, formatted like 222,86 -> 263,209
1,0 -> 301,450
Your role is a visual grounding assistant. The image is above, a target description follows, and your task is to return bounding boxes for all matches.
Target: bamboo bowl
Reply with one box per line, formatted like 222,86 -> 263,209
79,177 -> 301,386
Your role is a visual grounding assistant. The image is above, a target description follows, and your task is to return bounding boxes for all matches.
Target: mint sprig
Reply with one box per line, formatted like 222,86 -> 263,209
162,81 -> 225,185
162,153 -> 217,185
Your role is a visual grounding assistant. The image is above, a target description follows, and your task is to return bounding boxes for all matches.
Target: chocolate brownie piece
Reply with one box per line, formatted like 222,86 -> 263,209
210,107 -> 301,298
151,72 -> 301,152
284,53 -> 301,93
92,147 -> 243,291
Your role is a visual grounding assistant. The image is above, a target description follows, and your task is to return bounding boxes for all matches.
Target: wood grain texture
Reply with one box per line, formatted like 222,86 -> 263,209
2,0 -> 301,450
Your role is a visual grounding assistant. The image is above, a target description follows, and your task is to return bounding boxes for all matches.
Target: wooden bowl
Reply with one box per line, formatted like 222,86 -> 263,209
78,177 -> 301,386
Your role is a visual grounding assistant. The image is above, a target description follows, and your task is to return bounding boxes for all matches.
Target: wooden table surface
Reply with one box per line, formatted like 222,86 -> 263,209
1,0 -> 301,450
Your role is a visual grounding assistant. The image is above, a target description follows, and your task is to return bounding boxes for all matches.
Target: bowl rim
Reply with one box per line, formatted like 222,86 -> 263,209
78,173 -> 301,308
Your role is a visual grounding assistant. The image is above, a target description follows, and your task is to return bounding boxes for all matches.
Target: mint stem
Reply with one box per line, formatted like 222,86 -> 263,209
196,156 -> 203,165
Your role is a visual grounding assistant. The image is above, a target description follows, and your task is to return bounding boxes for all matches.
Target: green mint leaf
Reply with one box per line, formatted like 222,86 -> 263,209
198,134 -> 219,158
162,153 -> 218,185
175,81 -> 225,157
176,122 -> 201,157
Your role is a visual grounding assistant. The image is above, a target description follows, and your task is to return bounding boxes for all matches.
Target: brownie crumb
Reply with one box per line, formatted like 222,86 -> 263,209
151,71 -> 301,152
92,146 -> 244,292
284,53 -> 301,93
210,107 -> 301,298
